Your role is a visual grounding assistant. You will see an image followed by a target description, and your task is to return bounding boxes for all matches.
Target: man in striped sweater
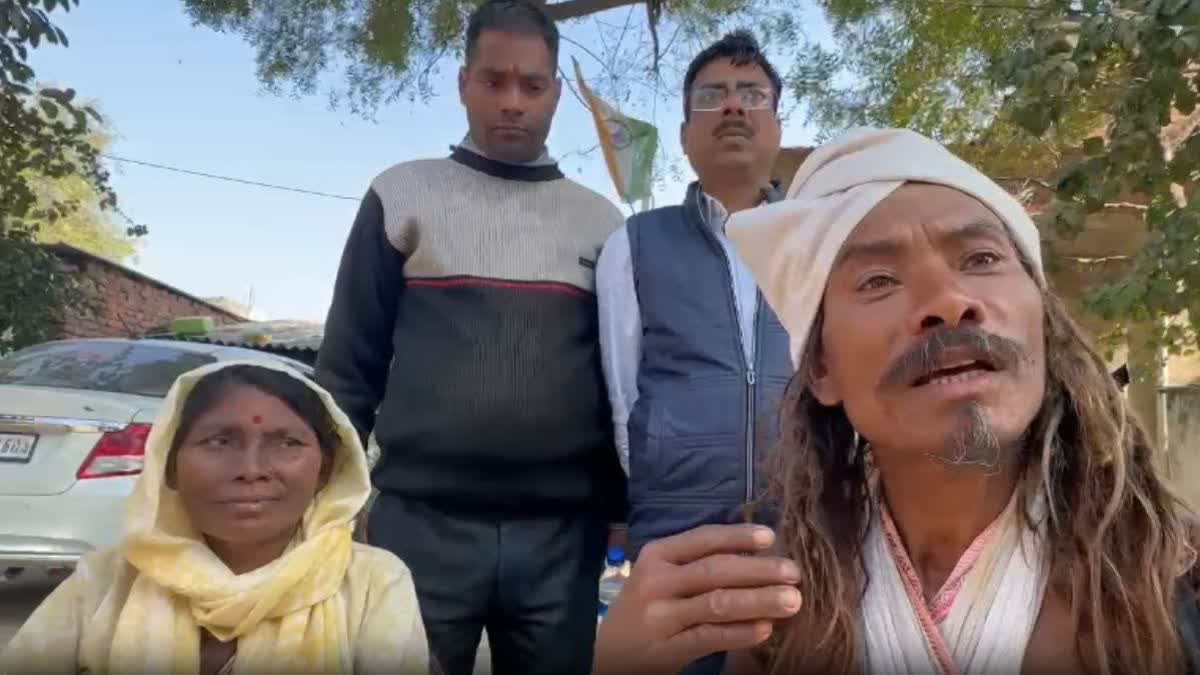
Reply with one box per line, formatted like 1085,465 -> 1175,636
315,2 -> 627,673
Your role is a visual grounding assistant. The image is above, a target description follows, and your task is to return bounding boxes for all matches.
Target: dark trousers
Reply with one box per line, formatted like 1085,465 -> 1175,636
681,652 -> 726,675
369,492 -> 607,675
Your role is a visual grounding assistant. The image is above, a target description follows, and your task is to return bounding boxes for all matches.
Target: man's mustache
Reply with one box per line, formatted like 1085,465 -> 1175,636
714,120 -> 752,138
879,326 -> 1027,389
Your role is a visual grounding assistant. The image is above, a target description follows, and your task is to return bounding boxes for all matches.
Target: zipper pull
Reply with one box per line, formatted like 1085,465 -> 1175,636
746,369 -> 756,386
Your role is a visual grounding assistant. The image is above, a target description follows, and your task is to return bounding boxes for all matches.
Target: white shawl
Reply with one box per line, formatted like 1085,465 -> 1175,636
860,492 -> 1049,674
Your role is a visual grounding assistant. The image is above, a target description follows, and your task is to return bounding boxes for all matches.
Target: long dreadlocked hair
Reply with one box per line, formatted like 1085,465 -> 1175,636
760,286 -> 1198,674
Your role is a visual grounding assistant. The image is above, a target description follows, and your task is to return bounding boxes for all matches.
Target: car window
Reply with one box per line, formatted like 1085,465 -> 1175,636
207,345 -> 314,379
0,341 -> 217,397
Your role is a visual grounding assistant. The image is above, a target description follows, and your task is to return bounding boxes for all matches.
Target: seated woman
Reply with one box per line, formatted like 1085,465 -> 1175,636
1,361 -> 430,674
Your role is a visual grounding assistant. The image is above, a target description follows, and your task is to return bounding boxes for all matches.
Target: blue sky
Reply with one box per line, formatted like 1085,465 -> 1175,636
29,1 -> 823,321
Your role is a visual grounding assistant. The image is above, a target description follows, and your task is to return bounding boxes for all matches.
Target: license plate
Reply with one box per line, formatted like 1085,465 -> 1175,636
0,433 -> 36,463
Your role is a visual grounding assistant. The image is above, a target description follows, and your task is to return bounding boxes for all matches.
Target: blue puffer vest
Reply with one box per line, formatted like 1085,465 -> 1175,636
626,184 -> 793,556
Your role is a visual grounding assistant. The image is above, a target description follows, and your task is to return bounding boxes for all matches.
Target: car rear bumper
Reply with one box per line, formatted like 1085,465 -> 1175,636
0,534 -> 93,567
0,476 -> 135,570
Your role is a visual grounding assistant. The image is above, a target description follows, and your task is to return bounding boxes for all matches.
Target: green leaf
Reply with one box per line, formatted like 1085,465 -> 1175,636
1178,79 -> 1198,114
1178,31 -> 1200,53
41,87 -> 76,104
9,5 -> 29,36
1166,0 -> 1191,15
38,98 -> 58,119
1054,200 -> 1087,234
1012,102 -> 1052,137
1117,21 -> 1140,51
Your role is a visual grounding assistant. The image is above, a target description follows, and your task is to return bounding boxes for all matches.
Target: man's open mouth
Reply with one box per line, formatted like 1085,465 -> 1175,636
913,359 -> 997,387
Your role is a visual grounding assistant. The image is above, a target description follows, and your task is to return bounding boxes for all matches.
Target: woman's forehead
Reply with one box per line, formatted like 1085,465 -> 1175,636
188,386 -> 303,424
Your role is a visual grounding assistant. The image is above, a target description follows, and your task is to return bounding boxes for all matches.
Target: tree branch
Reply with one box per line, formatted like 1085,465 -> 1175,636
559,143 -> 601,162
560,34 -> 617,80
993,176 -> 1054,189
539,0 -> 644,22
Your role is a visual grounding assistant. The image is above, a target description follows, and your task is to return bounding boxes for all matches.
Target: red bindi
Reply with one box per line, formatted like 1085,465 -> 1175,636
251,415 -> 263,425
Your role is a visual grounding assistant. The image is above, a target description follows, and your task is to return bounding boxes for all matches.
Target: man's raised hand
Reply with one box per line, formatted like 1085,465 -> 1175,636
593,524 -> 802,675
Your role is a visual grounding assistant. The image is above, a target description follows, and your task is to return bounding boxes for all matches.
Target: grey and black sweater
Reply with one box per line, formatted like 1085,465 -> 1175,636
317,145 -> 628,521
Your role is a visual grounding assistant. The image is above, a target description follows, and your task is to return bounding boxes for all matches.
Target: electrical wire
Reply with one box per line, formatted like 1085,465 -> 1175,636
101,154 -> 360,202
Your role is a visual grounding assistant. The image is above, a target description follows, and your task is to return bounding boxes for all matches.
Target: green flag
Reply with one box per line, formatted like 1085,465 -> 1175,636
572,58 -> 659,210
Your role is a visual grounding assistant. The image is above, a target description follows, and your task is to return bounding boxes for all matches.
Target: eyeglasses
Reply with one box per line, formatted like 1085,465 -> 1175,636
690,86 -> 774,112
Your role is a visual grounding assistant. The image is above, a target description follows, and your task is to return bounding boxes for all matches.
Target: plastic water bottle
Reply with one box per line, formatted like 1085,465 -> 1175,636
597,545 -> 629,621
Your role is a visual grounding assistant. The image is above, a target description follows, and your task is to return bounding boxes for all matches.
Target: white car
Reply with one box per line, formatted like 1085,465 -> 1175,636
0,338 -> 314,581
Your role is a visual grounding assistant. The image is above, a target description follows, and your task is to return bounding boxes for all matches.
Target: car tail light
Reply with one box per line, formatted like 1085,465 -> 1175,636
77,423 -> 151,479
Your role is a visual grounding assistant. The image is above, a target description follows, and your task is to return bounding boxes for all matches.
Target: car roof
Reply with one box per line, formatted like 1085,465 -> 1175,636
25,337 -> 313,372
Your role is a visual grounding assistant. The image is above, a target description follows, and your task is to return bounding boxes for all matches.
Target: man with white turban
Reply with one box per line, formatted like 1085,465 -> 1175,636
590,127 -> 1200,675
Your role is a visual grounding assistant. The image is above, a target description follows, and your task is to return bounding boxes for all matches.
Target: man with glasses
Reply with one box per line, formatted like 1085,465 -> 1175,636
594,30 -> 790,675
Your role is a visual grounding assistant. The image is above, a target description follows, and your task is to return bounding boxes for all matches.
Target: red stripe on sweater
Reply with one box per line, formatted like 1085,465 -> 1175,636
407,276 -> 591,299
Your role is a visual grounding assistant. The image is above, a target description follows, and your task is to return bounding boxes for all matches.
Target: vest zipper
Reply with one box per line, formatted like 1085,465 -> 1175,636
745,305 -> 759,505
693,200 -> 758,509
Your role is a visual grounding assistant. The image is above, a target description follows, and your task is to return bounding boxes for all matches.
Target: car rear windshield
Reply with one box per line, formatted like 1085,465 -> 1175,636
0,342 -> 216,397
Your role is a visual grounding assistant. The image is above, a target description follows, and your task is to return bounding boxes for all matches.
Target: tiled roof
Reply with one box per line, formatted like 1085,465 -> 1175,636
170,320 -> 324,355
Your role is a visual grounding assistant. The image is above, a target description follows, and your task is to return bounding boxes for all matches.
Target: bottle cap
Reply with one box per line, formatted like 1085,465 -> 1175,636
606,545 -> 625,565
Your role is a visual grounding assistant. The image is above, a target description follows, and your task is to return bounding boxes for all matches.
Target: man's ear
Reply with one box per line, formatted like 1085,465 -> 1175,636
807,347 -> 841,406
458,67 -> 468,104
679,121 -> 687,149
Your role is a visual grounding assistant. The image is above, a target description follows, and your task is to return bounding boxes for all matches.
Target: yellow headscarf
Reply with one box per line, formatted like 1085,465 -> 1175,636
107,359 -> 372,673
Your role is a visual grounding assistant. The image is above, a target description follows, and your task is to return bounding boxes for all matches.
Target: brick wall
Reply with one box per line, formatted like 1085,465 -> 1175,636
48,245 -> 244,340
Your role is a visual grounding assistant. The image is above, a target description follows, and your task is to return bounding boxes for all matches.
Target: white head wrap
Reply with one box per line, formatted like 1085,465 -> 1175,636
727,127 -> 1045,367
